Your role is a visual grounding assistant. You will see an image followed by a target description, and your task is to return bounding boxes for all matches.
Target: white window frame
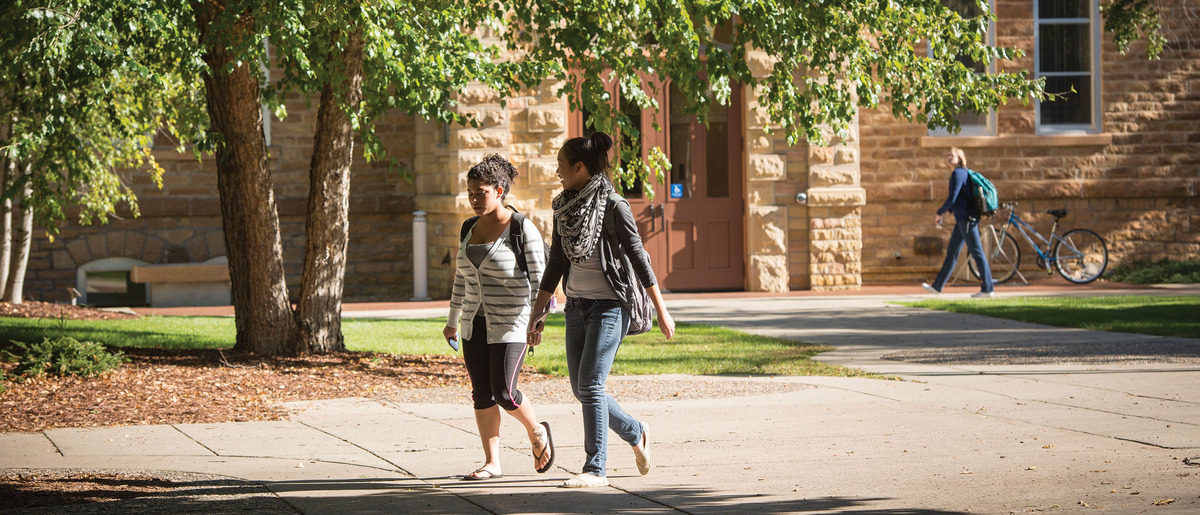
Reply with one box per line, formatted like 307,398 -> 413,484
929,0 -> 998,137
1034,0 -> 1102,134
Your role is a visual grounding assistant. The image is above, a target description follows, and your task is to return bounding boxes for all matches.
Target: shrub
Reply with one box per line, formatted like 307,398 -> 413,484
5,337 -> 127,380
1108,259 -> 1200,284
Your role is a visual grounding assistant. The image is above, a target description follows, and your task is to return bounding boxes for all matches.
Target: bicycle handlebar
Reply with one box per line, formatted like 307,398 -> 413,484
1003,201 -> 1019,208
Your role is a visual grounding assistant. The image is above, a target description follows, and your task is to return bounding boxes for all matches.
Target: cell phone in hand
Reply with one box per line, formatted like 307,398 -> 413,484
447,336 -> 459,351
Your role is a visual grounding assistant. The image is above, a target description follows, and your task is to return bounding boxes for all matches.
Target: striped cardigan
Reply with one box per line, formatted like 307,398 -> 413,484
447,216 -> 546,343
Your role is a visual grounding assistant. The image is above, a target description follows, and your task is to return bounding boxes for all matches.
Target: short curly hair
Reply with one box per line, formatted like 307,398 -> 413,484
467,154 -> 519,200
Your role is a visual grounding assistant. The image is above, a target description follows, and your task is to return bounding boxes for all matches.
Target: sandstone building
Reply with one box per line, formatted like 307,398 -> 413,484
19,1 -> 1199,306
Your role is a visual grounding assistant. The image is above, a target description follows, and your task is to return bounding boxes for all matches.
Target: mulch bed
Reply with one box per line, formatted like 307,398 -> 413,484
0,301 -> 546,433
0,348 -> 498,433
0,300 -> 138,321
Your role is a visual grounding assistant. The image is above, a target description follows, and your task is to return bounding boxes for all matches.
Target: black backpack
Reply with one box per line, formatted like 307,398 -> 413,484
459,207 -> 547,290
602,193 -> 654,336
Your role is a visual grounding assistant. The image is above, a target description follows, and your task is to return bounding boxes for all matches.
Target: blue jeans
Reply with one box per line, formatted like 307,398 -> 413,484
932,217 -> 995,293
564,297 -> 644,476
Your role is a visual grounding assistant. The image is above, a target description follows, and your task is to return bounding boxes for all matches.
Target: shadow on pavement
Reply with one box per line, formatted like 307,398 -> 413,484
1,477 -> 294,515
260,477 -> 964,514
673,305 -> 1200,365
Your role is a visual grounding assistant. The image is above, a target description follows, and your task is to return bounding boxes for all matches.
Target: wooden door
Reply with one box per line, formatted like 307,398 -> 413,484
660,84 -> 745,291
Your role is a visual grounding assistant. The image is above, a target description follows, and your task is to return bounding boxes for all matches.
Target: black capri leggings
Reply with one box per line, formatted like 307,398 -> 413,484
462,315 -> 528,411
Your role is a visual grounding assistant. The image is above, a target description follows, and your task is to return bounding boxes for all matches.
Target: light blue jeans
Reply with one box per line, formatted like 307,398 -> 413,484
564,297 -> 645,476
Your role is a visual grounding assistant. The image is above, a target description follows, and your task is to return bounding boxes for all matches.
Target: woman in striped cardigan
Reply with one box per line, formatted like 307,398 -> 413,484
443,154 -> 554,480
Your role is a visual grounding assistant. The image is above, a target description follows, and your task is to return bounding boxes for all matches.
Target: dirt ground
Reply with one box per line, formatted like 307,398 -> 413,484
0,471 -> 177,510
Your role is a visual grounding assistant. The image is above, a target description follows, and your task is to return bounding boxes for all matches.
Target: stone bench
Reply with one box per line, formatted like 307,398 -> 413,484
130,262 -> 231,307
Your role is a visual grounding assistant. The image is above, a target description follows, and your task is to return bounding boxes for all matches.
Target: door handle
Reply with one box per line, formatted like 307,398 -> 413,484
649,205 -> 656,233
656,204 -> 665,233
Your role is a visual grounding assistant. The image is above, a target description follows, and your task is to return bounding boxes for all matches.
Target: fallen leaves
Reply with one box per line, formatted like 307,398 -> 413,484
0,301 -> 138,320
2,348 -> 547,432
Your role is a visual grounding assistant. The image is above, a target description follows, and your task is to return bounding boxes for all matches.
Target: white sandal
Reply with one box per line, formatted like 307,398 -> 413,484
561,472 -> 608,488
633,422 -> 651,476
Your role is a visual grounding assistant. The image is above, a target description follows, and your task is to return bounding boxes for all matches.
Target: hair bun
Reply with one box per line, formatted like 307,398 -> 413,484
589,131 -> 613,154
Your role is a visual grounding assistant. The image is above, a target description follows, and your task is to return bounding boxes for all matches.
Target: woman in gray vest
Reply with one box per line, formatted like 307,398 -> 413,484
528,132 -> 676,488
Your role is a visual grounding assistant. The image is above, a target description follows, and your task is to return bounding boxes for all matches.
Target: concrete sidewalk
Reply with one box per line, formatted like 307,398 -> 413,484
4,284 -> 1199,513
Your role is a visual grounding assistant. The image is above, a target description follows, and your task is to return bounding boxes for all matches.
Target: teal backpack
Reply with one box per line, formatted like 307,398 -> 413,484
966,169 -> 998,218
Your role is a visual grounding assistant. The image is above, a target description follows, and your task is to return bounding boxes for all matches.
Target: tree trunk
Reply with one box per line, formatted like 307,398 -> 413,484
5,162 -> 32,303
197,4 -> 298,354
0,134 -> 13,298
295,29 -> 365,353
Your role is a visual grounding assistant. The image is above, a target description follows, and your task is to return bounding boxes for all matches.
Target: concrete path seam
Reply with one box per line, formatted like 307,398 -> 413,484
39,431 -> 65,457
293,419 -> 417,477
169,423 -> 220,456
606,483 -> 694,514
913,375 -> 1199,427
286,416 -> 506,515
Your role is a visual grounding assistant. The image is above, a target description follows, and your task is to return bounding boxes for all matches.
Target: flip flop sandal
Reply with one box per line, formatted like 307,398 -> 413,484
533,421 -> 555,473
462,467 -> 503,481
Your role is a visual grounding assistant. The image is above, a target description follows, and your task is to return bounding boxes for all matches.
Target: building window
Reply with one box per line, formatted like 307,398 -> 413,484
76,257 -> 149,307
1035,0 -> 1101,133
930,0 -> 996,136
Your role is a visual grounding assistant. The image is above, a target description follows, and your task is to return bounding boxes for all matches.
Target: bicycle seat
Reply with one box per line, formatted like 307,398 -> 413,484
1046,209 -> 1068,219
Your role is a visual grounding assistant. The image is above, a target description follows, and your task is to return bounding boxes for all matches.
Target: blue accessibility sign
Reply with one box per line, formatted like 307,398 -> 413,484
670,183 -> 684,198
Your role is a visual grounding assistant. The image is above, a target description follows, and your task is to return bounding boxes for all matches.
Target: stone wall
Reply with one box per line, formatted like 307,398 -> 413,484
414,79 -> 569,299
860,1 -> 1200,283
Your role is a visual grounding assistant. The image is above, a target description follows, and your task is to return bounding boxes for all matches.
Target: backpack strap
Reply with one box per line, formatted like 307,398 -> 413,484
602,192 -> 624,249
510,212 -> 529,277
459,216 -> 481,242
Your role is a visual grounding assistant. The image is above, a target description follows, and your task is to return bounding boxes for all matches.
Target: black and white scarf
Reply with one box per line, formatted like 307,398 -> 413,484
552,174 -> 614,263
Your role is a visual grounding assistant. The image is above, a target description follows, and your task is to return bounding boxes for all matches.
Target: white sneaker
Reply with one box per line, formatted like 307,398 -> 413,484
561,472 -> 609,488
921,283 -> 941,295
971,291 -> 995,298
633,422 -> 650,476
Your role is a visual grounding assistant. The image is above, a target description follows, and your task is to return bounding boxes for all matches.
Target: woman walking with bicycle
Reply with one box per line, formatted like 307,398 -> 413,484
923,147 -> 995,298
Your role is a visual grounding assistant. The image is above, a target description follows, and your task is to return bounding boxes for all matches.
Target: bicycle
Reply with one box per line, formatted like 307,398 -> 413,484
968,201 -> 1109,284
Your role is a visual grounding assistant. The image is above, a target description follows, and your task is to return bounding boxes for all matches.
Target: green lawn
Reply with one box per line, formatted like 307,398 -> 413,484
0,314 -> 878,378
901,295 -> 1200,339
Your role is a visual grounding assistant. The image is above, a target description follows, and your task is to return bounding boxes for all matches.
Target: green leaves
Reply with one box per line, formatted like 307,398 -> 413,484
1101,0 -> 1165,60
1,0 -> 195,235
3,0 -> 1165,222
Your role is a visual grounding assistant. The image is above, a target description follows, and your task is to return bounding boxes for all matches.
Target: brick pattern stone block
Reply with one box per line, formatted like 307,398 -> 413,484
749,155 -> 786,180
749,255 -> 789,292
527,106 -> 567,132
750,206 -> 787,255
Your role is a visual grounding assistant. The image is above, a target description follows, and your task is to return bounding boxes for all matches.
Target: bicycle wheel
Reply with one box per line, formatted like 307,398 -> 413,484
970,230 -> 1021,284
1053,229 -> 1108,283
